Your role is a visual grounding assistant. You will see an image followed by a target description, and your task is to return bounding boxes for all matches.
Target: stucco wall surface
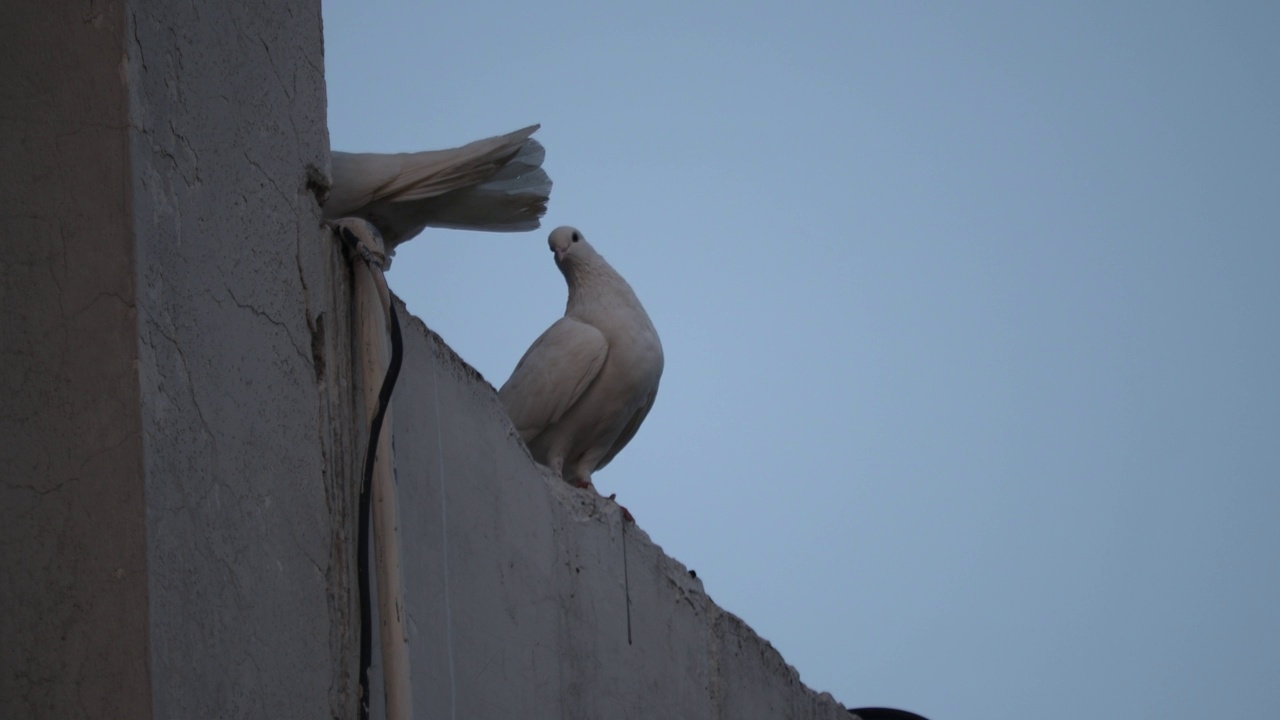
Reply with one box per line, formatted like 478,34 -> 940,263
3,1 -> 358,717
2,2 -> 151,717
127,1 -> 356,717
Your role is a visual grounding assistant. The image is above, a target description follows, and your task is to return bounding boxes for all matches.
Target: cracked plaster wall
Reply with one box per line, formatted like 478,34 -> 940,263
127,0 -> 356,718
4,1 -> 358,718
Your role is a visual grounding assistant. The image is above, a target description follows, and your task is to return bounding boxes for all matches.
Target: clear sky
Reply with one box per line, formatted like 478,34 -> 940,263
323,3 -> 1280,717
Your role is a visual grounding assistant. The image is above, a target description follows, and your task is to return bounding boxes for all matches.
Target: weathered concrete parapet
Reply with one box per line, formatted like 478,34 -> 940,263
376,310 -> 850,719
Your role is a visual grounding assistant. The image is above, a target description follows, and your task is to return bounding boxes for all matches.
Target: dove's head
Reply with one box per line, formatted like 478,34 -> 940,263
548,225 -> 594,266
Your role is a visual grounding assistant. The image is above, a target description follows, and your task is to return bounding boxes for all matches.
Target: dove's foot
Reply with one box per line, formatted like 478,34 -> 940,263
607,494 -> 635,523
568,476 -> 597,492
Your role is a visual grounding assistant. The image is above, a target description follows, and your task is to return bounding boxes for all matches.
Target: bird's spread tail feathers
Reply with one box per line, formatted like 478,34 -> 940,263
417,139 -> 551,233
326,124 -> 552,244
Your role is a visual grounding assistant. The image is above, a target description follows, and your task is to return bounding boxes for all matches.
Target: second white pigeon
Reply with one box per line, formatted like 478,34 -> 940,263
499,226 -> 664,504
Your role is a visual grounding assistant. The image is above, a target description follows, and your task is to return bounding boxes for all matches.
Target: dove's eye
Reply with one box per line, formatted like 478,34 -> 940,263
571,232 -> 581,243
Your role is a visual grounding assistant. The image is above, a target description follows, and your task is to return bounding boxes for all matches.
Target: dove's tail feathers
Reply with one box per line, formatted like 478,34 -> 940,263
415,139 -> 551,232
384,124 -> 541,204
325,124 -> 551,242
326,125 -> 540,215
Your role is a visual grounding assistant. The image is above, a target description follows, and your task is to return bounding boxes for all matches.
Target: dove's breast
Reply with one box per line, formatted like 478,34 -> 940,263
588,298 -> 663,392
547,300 -> 662,470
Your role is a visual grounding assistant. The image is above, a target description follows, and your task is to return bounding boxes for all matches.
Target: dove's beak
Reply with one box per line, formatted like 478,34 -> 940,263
553,247 -> 567,263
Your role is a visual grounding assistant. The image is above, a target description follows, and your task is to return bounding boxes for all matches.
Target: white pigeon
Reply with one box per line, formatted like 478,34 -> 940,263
499,226 -> 664,514
325,124 -> 552,259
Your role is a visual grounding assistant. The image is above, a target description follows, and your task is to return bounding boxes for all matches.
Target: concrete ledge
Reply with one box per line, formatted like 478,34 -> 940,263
374,307 -> 849,718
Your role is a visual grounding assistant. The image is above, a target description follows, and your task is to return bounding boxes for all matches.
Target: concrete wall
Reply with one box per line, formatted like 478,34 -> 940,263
127,1 -> 359,718
2,3 -> 152,717
3,1 -> 853,718
371,309 -> 851,719
3,1 -> 359,718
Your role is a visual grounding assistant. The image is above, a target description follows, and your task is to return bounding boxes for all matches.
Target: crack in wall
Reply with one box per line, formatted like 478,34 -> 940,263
141,308 -> 216,446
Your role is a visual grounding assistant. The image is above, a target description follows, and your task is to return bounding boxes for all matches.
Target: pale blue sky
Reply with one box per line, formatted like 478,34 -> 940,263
323,3 -> 1280,717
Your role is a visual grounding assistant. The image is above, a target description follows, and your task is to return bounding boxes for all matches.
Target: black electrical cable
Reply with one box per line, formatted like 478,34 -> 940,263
340,225 -> 403,720
622,514 -> 632,645
357,296 -> 401,720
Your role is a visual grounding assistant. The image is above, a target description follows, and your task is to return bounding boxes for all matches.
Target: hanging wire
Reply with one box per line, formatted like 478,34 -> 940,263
338,224 -> 403,720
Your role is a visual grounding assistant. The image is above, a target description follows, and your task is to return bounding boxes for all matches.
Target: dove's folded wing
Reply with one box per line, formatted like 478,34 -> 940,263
498,317 -> 608,443
597,383 -> 660,471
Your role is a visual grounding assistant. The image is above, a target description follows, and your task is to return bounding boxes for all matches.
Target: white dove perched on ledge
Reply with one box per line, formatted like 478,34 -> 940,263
499,226 -> 664,519
325,124 -> 551,260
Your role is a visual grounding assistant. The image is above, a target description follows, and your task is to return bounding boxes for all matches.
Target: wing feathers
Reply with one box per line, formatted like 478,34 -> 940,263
498,318 -> 608,442
596,382 -> 660,471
